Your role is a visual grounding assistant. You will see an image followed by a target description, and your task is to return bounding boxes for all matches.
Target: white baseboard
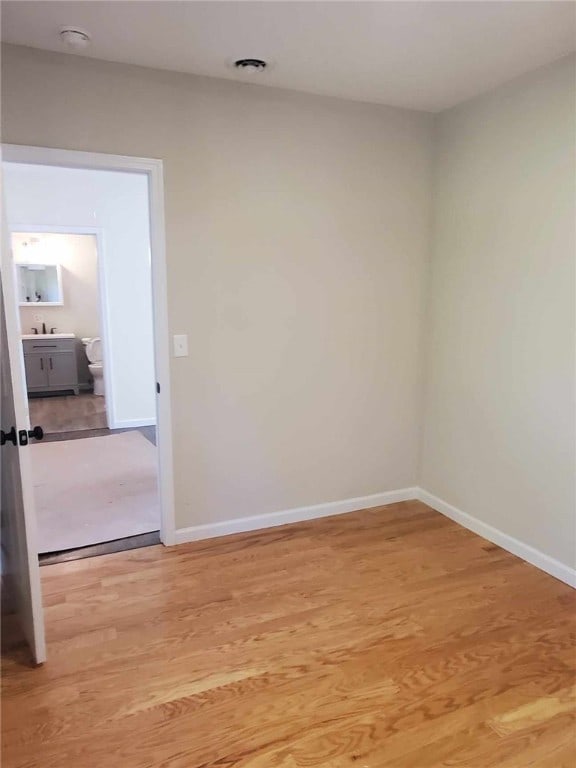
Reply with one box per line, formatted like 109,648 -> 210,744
174,487 -> 418,545
110,417 -> 156,430
417,488 -> 576,589
173,484 -> 575,589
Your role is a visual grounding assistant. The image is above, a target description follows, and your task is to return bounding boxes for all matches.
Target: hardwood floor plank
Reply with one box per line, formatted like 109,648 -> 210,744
487,686 -> 575,736
2,501 -> 574,767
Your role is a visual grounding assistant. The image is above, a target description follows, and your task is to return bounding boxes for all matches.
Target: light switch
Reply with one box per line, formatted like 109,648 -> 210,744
173,334 -> 188,357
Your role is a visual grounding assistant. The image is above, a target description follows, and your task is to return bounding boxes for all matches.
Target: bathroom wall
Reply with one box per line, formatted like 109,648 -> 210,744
13,232 -> 99,387
4,162 -> 156,429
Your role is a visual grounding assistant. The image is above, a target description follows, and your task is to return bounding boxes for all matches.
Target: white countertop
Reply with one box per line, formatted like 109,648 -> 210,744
21,333 -> 75,340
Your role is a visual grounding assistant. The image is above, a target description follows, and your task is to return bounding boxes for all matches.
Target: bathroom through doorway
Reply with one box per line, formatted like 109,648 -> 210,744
16,232 -> 109,433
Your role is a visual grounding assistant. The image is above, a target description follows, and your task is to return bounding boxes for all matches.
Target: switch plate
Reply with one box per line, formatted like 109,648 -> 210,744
173,334 -> 188,357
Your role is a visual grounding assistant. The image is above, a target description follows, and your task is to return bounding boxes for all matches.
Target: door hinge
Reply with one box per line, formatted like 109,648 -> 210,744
156,382 -> 161,394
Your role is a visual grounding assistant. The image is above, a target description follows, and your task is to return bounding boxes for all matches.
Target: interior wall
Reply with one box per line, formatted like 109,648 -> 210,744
1,44 -> 433,529
3,162 -> 156,428
13,232 -> 99,387
421,55 -> 576,568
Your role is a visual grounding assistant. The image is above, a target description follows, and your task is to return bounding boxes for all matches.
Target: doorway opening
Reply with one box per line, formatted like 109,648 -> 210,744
3,147 -> 175,568
16,232 -> 107,431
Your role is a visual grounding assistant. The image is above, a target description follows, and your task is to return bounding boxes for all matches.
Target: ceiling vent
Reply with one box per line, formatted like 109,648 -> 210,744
234,58 -> 267,74
59,27 -> 91,50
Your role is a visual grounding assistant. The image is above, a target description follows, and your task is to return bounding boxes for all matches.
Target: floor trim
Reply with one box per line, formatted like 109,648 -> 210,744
174,487 -> 418,545
175,485 -> 576,588
111,418 -> 157,429
39,531 -> 161,566
416,488 -> 576,589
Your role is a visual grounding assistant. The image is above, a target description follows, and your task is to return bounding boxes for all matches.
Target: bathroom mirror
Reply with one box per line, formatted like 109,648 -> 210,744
16,263 -> 64,306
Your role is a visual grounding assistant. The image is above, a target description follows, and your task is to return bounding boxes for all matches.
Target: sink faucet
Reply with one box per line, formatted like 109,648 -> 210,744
31,327 -> 39,334
50,327 -> 57,334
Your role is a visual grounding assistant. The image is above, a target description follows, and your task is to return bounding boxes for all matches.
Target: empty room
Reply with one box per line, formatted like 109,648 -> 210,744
1,2 -> 574,767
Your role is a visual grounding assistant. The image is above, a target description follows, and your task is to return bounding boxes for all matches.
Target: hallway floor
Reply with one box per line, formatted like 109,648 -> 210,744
27,393 -> 158,555
31,431 -> 159,553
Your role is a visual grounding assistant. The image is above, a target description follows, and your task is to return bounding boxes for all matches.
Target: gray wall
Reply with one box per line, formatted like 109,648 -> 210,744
2,45 -> 433,528
421,56 -> 576,567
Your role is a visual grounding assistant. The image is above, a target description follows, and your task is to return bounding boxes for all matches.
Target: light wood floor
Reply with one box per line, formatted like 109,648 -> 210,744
2,501 -> 575,767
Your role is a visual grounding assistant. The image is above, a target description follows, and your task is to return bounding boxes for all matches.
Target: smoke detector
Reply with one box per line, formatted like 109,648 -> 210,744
60,27 -> 91,50
234,58 -> 267,74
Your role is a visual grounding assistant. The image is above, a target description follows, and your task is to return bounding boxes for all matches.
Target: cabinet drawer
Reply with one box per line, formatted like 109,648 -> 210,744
23,338 -> 76,354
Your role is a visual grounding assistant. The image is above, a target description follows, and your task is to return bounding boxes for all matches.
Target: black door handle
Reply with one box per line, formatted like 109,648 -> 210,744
28,426 -> 44,441
1,427 -> 17,446
0,426 -> 44,446
18,426 -> 45,446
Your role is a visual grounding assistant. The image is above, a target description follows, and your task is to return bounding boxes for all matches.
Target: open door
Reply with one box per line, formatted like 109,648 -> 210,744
1,193 -> 46,664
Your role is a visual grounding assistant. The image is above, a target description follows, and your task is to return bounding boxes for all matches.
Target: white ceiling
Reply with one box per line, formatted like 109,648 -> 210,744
2,1 -> 575,112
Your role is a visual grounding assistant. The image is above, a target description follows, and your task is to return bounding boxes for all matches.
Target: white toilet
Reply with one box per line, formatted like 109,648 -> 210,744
82,337 -> 105,396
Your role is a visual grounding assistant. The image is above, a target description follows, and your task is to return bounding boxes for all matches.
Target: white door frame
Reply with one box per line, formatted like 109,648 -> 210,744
2,144 -> 176,546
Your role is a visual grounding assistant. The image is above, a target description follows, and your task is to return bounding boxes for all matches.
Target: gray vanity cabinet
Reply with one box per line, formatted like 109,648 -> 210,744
23,353 -> 50,390
22,338 -> 79,396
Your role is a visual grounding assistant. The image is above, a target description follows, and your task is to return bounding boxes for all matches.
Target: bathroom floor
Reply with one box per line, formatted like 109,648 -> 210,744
28,391 -> 107,434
